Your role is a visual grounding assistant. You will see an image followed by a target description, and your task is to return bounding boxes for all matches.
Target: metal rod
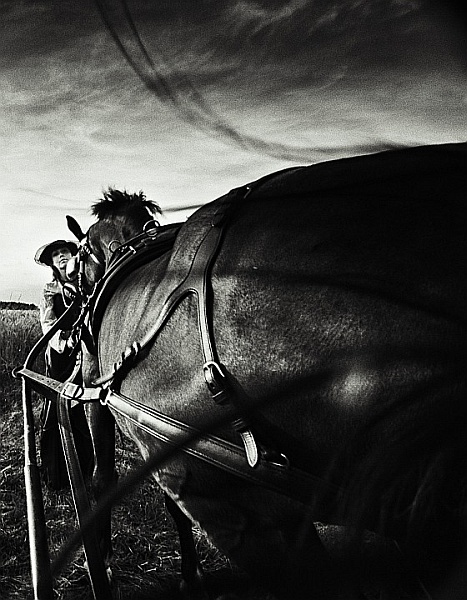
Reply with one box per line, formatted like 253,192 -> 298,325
22,377 -> 53,600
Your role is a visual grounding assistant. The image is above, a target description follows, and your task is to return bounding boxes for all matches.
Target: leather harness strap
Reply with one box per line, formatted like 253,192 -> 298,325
56,360 -> 112,600
16,367 -> 341,511
104,389 -> 340,510
17,367 -> 105,405
90,223 -> 182,339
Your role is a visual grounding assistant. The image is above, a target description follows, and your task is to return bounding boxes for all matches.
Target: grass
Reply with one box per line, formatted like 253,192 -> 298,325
0,309 -> 44,380
0,309 -> 241,600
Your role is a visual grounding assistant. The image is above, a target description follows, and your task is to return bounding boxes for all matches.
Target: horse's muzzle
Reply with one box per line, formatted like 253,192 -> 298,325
66,255 -> 79,281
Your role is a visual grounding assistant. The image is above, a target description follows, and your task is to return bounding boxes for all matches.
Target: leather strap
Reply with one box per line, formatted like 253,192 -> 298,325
57,370 -> 113,600
17,367 -> 342,512
16,367 -> 105,406
104,389 -> 341,511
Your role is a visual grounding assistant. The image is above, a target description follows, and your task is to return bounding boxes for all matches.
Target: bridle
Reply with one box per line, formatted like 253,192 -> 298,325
75,218 -> 161,295
79,235 -> 105,267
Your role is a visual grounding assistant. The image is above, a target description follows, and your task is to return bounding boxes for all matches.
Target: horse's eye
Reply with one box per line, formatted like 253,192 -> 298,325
85,237 -> 98,257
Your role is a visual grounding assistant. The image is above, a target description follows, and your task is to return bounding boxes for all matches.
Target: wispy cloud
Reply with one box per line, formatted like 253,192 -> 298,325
17,187 -> 82,205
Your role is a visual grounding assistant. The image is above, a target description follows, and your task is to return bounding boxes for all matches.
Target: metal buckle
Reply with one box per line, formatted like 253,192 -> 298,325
143,219 -> 160,236
108,239 -> 122,254
60,382 -> 84,400
202,361 -> 229,404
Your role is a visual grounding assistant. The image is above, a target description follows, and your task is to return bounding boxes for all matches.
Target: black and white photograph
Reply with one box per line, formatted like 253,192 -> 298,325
1,1 -> 465,599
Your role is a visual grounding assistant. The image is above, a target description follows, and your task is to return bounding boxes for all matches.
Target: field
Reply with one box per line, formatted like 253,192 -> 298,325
0,308 -> 238,600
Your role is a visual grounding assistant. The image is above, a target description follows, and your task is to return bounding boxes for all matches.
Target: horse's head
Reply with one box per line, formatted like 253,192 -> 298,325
66,188 -> 162,294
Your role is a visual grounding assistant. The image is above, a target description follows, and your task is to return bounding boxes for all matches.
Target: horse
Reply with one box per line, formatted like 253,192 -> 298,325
66,142 -> 466,599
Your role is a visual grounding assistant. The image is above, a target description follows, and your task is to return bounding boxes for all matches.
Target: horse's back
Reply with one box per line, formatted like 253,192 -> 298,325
214,142 -> 465,315
253,141 -> 465,201
101,141 -> 466,510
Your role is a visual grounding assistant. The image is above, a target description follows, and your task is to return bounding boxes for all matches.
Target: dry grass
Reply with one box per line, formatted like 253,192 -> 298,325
0,309 -> 44,383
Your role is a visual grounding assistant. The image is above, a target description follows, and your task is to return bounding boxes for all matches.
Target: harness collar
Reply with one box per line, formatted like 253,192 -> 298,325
86,222 -> 183,342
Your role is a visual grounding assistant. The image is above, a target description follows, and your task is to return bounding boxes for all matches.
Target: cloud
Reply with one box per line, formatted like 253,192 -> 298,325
129,0 -> 461,81
3,2 -> 465,146
0,0 -> 103,64
1,0 -> 465,303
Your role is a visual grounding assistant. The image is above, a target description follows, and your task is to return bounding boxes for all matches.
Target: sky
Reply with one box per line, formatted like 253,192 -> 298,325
1,0 -> 465,304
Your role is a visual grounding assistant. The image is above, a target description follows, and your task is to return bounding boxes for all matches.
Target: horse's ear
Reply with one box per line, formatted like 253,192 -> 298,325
66,215 -> 85,241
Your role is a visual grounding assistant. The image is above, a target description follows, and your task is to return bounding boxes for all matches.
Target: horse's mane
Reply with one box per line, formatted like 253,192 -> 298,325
91,188 -> 162,221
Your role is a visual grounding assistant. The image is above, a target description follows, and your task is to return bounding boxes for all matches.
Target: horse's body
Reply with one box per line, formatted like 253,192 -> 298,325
72,143 -> 466,598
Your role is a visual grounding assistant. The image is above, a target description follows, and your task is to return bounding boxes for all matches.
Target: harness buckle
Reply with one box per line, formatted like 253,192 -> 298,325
202,361 -> 229,405
143,219 -> 160,236
60,382 -> 84,401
